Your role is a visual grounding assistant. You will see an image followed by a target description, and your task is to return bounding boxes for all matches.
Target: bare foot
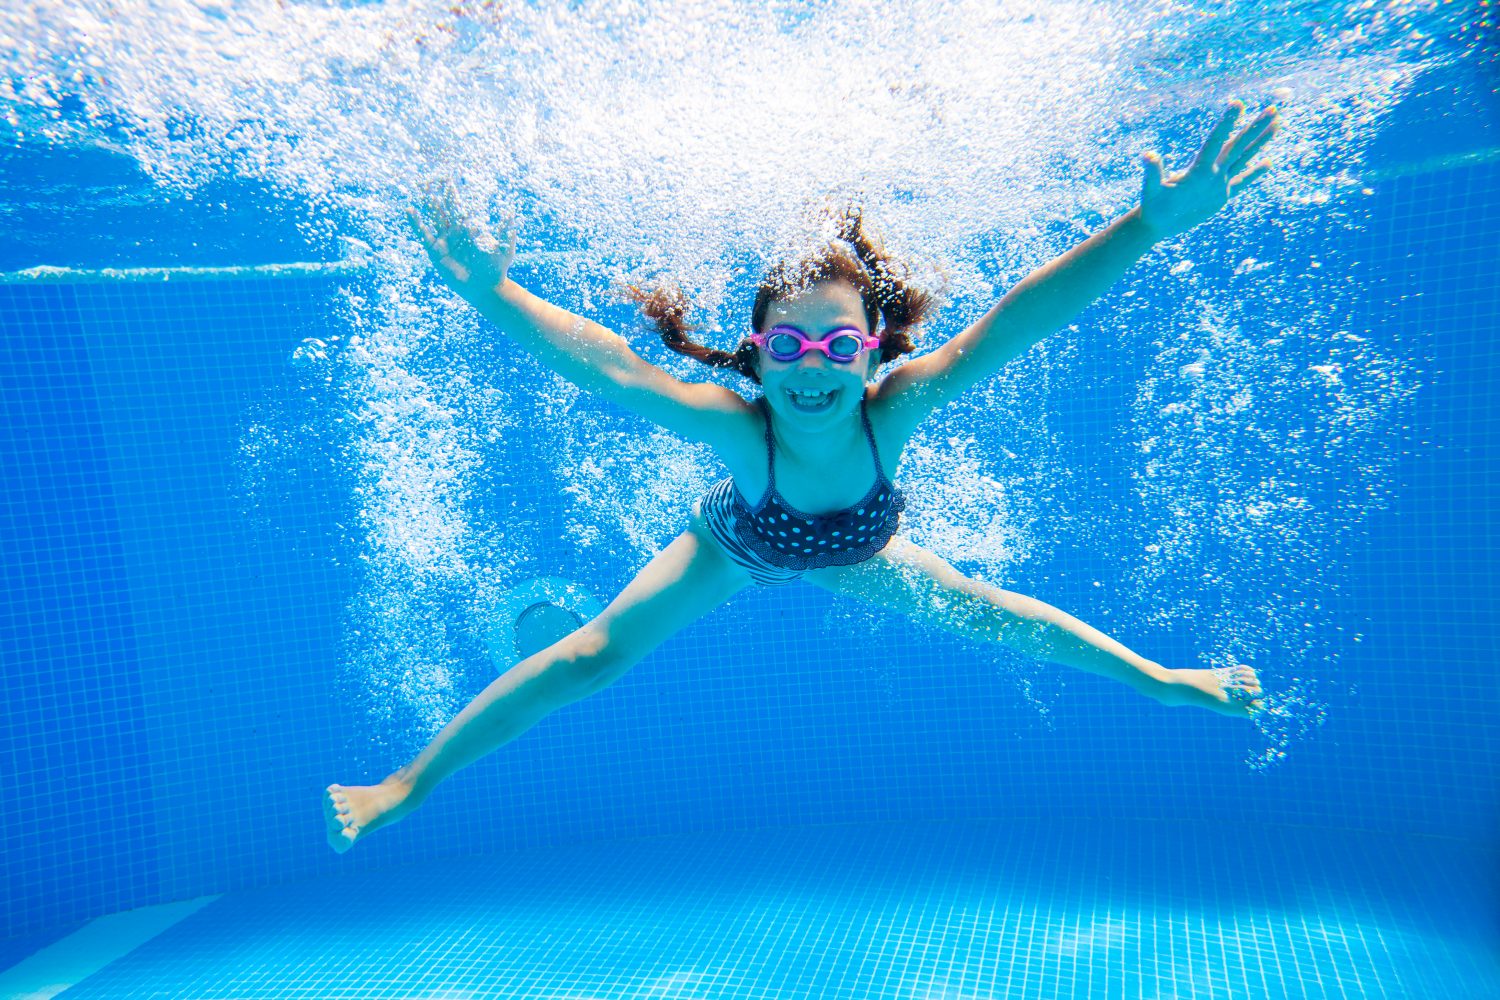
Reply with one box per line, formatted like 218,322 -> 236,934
1157,665 -> 1264,717
323,777 -> 414,853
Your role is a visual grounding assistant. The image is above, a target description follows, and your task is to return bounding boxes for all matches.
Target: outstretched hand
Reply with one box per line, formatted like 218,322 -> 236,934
1139,100 -> 1280,239
407,182 -> 517,293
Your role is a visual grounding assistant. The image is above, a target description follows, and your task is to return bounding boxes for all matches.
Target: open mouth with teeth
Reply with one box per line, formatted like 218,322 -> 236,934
784,386 -> 839,413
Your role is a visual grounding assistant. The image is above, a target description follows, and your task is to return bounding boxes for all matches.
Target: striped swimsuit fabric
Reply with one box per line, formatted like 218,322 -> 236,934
694,396 -> 905,587
695,478 -> 803,587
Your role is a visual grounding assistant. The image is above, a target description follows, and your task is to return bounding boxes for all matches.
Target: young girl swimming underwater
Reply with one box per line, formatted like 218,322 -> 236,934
326,100 -> 1278,853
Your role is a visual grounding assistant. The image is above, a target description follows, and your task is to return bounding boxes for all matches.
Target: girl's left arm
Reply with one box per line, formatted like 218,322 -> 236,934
878,100 -> 1280,429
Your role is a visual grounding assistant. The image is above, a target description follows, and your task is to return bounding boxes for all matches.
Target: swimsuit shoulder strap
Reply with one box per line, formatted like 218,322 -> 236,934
859,397 -> 888,480
757,395 -> 776,488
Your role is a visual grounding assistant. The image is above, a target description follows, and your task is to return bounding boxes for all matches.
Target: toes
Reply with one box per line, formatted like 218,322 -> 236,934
1226,666 -> 1261,692
329,828 -> 354,854
324,788 -> 360,853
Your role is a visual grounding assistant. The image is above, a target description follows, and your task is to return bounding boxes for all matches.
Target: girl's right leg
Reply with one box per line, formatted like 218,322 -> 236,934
325,524 -> 752,852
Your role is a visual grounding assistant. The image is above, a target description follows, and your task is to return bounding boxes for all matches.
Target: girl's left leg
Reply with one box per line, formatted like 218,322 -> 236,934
803,536 -> 1262,717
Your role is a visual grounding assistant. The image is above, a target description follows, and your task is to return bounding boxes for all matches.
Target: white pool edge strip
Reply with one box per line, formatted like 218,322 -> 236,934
0,250 -> 589,285
0,260 -> 371,284
0,895 -> 221,1000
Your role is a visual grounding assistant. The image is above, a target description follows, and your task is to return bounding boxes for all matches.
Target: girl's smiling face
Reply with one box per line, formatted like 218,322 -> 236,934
755,279 -> 878,428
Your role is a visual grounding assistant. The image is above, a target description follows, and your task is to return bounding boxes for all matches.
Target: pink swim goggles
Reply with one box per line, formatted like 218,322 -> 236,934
749,324 -> 881,364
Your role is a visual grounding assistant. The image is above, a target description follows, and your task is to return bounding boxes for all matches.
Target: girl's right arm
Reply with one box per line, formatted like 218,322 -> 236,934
408,189 -> 750,448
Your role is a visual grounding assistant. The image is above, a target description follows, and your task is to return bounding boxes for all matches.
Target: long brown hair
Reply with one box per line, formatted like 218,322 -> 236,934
626,207 -> 935,385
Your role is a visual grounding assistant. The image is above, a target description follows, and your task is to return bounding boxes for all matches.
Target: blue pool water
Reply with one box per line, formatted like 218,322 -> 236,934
2,3 -> 1498,997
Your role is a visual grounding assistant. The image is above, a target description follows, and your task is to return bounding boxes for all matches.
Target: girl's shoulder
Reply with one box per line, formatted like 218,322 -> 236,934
706,390 -> 771,473
870,374 -> 924,461
863,381 -> 918,470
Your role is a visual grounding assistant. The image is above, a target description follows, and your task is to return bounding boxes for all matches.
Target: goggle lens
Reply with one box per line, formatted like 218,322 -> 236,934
765,331 -> 806,359
827,333 -> 864,359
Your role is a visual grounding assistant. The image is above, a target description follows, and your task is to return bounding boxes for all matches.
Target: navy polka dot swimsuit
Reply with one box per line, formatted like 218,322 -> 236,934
694,396 -> 905,586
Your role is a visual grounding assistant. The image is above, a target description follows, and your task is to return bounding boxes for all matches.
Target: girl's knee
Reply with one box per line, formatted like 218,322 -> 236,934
561,623 -> 610,662
552,623 -> 636,697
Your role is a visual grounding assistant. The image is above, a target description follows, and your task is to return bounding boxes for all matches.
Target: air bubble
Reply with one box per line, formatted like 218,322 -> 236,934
289,337 -> 329,368
10,0 -> 1430,750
